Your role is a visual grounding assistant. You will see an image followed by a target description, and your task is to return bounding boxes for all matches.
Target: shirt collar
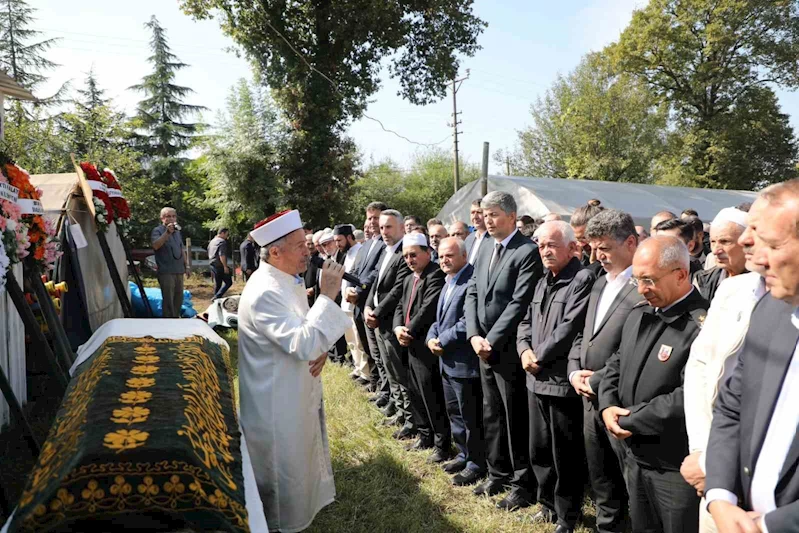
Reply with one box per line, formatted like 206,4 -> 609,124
658,287 -> 695,313
792,307 -> 799,331
494,229 -> 518,248
388,240 -> 402,253
446,265 -> 468,285
606,265 -> 633,284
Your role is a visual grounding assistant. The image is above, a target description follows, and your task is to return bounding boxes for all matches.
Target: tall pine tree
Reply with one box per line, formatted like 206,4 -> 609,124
129,15 -> 205,162
128,15 -> 210,243
0,0 -> 57,92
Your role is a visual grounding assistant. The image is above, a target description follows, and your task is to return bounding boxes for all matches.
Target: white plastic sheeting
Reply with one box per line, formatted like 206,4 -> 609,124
0,262 -> 25,428
437,175 -> 758,227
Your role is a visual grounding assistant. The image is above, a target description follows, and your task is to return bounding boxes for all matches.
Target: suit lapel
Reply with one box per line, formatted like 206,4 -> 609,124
593,283 -> 636,338
487,235 -> 517,293
623,310 -> 665,401
751,313 -> 799,474
585,277 -> 605,339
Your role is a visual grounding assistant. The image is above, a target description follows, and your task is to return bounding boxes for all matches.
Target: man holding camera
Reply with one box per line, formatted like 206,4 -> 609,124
151,206 -> 188,318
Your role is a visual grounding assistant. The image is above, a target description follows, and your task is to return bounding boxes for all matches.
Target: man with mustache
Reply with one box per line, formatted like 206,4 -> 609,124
682,202 -> 765,533
518,220 -> 596,532
694,208 -> 748,303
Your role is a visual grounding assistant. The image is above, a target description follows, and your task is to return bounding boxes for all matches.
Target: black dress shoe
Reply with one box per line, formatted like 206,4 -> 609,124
472,479 -> 505,497
381,414 -> 404,427
393,426 -> 417,440
531,508 -> 557,524
553,526 -> 574,533
496,488 -> 533,511
405,438 -> 434,451
452,468 -> 485,486
380,404 -> 397,417
427,448 -> 453,464
443,458 -> 467,474
375,396 -> 391,408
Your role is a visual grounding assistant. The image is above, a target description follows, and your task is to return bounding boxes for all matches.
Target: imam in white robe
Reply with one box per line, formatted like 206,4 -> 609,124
238,261 -> 351,533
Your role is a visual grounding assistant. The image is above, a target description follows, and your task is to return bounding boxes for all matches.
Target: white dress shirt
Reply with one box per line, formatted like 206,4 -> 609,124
488,229 -> 518,270
468,230 -> 487,265
373,240 -> 402,308
593,266 -> 633,334
442,265 -> 468,308
340,242 -> 362,312
705,308 -> 799,532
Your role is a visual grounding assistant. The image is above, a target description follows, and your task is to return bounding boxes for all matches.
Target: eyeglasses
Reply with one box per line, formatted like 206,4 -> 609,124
629,268 -> 681,288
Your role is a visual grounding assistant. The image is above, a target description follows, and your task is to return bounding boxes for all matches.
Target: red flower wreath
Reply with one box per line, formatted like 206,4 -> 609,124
80,162 -> 114,224
101,168 -> 131,220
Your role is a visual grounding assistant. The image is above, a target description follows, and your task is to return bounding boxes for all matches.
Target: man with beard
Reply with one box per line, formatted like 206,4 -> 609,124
518,221 -> 595,531
694,208 -> 748,303
335,224 -> 370,383
346,202 -> 390,396
570,200 -> 605,275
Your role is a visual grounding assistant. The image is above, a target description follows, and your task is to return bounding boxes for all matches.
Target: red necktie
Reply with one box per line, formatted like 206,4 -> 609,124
405,276 -> 421,326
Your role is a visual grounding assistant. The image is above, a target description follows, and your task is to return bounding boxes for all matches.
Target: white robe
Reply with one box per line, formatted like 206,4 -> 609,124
238,262 -> 351,533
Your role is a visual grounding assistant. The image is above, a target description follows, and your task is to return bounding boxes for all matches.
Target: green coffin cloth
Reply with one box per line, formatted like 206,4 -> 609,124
9,336 -> 249,533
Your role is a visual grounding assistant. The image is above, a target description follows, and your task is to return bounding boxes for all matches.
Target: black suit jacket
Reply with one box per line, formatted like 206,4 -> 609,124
366,242 -> 411,323
393,262 -> 445,362
353,237 -> 386,317
517,257 -> 595,396
706,294 -> 799,532
465,231 -> 542,366
599,289 -> 709,470
568,272 -> 645,409
304,252 -> 321,305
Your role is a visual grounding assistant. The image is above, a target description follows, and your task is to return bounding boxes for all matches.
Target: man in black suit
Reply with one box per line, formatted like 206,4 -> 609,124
464,198 -> 488,264
706,180 -> 799,533
240,233 -> 259,282
599,236 -> 708,533
427,237 -> 485,485
518,221 -> 595,532
346,202 -> 389,398
653,218 -> 704,279
465,191 -> 543,509
393,232 -> 449,459
568,209 -> 642,533
365,210 -> 414,436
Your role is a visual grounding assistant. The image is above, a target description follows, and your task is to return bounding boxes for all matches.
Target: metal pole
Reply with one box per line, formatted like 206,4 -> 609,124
452,78 -> 461,193
481,142 -> 489,197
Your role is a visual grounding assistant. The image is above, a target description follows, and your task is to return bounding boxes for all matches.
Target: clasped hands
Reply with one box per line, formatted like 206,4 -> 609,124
521,349 -> 541,375
470,336 -> 492,361
570,370 -> 595,398
427,338 -> 444,356
601,406 -> 632,440
709,500 -> 764,533
364,307 -> 379,328
394,326 -> 413,347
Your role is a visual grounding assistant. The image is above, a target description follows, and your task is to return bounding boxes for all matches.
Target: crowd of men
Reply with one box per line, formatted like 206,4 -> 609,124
292,181 -> 799,533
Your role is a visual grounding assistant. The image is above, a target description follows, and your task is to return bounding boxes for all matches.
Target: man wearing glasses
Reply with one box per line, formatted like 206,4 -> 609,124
599,235 -> 709,533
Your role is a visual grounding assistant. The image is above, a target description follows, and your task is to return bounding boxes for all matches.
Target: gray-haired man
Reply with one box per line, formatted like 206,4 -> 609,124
151,207 -> 188,318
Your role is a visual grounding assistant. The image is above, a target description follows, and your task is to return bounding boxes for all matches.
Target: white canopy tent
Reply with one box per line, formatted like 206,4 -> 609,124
437,175 -> 758,227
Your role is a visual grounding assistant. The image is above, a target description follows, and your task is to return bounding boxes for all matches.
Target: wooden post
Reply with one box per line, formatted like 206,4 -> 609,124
96,231 -> 133,318
5,275 -> 69,390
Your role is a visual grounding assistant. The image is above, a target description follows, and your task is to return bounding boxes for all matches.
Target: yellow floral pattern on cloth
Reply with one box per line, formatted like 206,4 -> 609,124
11,336 -> 249,533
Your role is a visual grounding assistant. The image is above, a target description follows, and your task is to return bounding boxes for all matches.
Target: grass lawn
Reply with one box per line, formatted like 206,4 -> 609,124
224,331 -> 596,533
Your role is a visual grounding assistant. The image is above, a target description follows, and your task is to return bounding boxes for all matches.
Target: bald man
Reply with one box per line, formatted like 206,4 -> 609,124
600,236 -> 709,533
650,210 -> 677,235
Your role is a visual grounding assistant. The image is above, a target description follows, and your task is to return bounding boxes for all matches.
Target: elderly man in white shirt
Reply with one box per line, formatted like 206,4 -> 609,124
681,202 -> 766,533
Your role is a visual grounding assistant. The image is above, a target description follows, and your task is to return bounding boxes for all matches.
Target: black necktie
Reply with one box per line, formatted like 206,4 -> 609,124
489,242 -> 503,276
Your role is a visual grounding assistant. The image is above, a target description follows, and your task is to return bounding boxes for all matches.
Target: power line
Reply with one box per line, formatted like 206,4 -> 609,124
260,17 -> 452,149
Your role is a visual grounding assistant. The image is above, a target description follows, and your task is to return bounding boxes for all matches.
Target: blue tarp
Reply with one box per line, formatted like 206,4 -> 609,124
128,282 -> 197,318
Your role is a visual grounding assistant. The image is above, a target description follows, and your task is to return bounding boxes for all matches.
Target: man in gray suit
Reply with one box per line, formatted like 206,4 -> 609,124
465,191 -> 543,509
706,179 -> 799,533
568,209 -> 642,533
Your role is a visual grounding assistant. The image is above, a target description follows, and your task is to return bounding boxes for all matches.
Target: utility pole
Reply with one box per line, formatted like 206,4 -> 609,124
506,154 -> 511,175
481,142 -> 489,196
449,71 -> 469,193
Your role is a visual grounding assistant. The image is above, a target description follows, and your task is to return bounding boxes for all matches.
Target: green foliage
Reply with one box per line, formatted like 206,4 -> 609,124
345,150 -> 479,225
613,0 -> 799,187
180,0 -> 486,225
129,15 -> 206,160
0,0 -> 58,92
508,52 -> 667,183
1,106 -> 71,172
200,79 -> 285,237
